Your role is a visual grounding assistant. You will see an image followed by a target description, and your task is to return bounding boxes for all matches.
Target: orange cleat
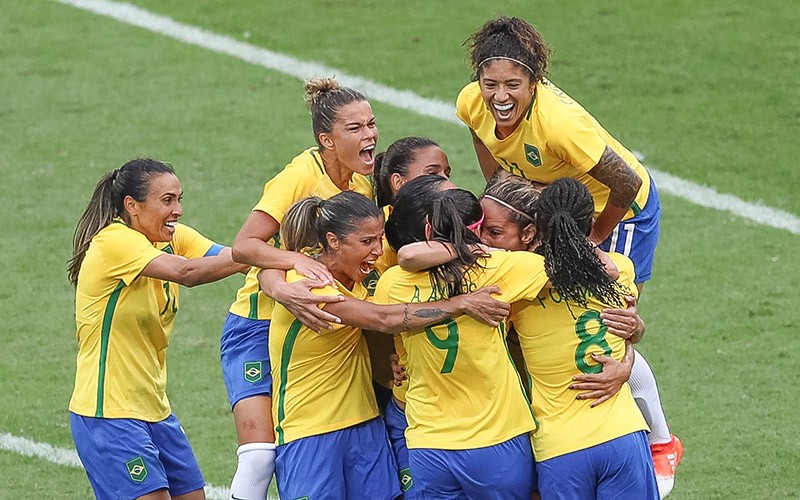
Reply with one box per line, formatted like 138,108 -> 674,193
651,434 -> 683,498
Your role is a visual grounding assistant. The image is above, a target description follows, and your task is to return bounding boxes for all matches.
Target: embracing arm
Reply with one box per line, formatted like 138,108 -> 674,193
587,146 -> 643,243
326,285 -> 510,334
397,241 -> 492,272
140,247 -> 248,287
257,268 -> 343,333
232,210 -> 333,283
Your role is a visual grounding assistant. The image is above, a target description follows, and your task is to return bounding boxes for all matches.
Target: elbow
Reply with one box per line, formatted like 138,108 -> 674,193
231,241 -> 249,265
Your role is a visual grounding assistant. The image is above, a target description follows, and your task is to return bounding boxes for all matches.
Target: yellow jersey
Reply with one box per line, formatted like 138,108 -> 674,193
228,147 -> 375,320
373,251 -> 549,450
70,222 -> 215,421
270,270 -> 378,445
510,253 -> 648,461
456,80 -> 650,219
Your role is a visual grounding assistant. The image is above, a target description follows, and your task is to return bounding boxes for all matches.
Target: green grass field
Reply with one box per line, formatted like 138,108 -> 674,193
1,0 -> 798,498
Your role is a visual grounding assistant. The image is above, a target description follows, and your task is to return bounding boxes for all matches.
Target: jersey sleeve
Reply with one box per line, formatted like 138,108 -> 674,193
455,84 -> 476,129
252,165 -> 311,224
611,253 -> 638,299
493,251 -> 550,303
170,223 -> 217,259
542,104 -> 607,173
98,224 -> 163,286
372,267 -> 400,305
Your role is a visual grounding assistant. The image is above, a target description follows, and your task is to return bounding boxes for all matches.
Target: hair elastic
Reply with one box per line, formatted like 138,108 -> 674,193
466,212 -> 485,232
482,195 -> 535,223
479,56 -> 535,76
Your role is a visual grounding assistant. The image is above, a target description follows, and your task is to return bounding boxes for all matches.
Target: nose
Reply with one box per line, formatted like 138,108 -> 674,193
373,237 -> 384,257
495,86 -> 509,102
174,201 -> 183,218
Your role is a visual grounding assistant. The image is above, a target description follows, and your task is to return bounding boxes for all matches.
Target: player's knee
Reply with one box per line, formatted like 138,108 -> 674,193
236,442 -> 276,475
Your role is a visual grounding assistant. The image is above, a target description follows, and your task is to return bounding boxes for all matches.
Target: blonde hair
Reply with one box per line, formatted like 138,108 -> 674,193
303,77 -> 366,148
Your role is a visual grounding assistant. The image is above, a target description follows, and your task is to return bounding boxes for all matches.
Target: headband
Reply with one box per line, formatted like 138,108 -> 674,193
482,195 -> 535,223
478,56 -> 535,77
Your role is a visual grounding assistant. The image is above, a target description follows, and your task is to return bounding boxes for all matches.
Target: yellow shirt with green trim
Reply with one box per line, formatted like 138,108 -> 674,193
363,204 -> 399,390
373,250 -> 549,450
510,253 -> 648,461
228,147 -> 375,320
270,270 -> 378,445
69,222 -> 215,421
456,80 -> 651,219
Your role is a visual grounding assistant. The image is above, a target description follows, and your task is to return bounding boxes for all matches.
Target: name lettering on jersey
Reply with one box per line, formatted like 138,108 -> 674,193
243,361 -> 263,383
524,144 -> 542,167
125,457 -> 148,483
362,269 -> 380,296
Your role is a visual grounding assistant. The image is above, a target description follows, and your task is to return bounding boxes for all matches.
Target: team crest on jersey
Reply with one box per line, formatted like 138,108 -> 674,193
126,456 -> 148,483
400,467 -> 414,492
244,361 -> 263,383
362,269 -> 380,296
524,143 -> 542,167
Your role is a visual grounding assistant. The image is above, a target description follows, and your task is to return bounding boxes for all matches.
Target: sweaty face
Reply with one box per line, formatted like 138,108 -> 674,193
127,173 -> 183,243
479,198 -> 528,251
330,216 -> 385,286
478,59 -> 535,139
328,100 -> 378,176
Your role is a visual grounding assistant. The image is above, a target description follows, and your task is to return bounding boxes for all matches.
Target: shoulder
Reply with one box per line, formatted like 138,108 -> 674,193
455,82 -> 484,118
608,253 -> 636,288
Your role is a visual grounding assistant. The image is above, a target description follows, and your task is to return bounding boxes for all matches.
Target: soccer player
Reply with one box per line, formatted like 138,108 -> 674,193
220,77 -> 378,499
67,159 -> 246,500
266,191 -> 510,499
515,178 -> 658,499
458,17 -> 681,496
375,185 -> 551,499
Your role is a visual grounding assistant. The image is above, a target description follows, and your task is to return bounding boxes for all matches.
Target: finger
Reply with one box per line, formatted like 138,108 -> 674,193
481,285 -> 502,295
314,294 -> 346,304
570,382 -> 604,391
572,374 -> 607,383
575,390 -> 607,400
589,395 -> 612,407
625,295 -> 637,307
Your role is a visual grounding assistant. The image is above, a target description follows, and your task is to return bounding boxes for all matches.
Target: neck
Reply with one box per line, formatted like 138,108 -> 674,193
320,149 -> 354,191
318,253 -> 355,291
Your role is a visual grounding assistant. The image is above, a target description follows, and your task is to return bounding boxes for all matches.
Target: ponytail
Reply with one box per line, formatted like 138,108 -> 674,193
280,197 -> 324,254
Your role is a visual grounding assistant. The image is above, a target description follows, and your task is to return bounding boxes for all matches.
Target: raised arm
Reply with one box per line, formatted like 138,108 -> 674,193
232,210 -> 333,284
470,129 -> 509,181
586,146 -> 643,243
140,247 -> 248,287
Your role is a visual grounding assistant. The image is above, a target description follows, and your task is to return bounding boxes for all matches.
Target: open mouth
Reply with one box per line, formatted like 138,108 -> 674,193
164,220 -> 178,231
493,102 -> 515,120
359,259 -> 376,275
359,144 -> 376,166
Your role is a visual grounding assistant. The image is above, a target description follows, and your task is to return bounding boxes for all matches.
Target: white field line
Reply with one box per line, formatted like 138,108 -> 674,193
52,0 -> 800,236
0,432 -> 249,499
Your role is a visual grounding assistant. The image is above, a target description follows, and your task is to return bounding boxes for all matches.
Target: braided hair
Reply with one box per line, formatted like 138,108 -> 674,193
535,178 -> 626,308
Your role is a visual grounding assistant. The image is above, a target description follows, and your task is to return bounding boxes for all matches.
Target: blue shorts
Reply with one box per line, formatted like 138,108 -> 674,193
70,412 -> 204,500
409,433 -> 536,500
384,398 -> 415,498
275,417 -> 401,500
220,312 -> 272,407
599,179 -> 661,283
537,430 -> 659,500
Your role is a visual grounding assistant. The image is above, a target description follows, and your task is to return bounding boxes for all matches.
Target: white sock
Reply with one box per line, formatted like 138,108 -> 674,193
630,350 -> 672,445
229,442 -> 276,500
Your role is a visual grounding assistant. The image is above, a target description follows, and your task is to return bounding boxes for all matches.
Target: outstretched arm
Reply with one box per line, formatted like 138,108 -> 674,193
587,146 -> 643,243
140,247 -> 248,287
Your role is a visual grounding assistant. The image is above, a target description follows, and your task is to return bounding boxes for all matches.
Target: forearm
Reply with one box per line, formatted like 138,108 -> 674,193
397,241 -> 455,271
335,300 -> 461,335
471,130 -> 504,181
177,248 -> 246,287
232,237 -> 298,270
256,268 -> 287,299
588,146 -> 642,243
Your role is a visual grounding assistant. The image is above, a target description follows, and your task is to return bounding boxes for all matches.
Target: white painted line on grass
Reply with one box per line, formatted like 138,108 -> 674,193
0,432 -> 243,499
51,0 -> 800,237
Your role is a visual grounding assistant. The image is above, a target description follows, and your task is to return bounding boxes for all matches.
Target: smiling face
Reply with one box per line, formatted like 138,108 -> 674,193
479,197 -> 532,251
124,172 -> 183,243
321,100 -> 378,176
391,145 -> 452,194
478,59 -> 535,139
325,216 -> 385,288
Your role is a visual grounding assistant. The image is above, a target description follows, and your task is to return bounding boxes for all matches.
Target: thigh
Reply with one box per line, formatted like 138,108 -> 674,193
456,434 -> 535,500
232,394 -> 275,444
344,417 -> 402,499
596,431 -> 659,500
149,414 -> 205,497
70,412 -> 169,500
409,448 -> 467,500
220,314 -> 272,407
275,431 -> 346,500
599,183 -> 661,284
